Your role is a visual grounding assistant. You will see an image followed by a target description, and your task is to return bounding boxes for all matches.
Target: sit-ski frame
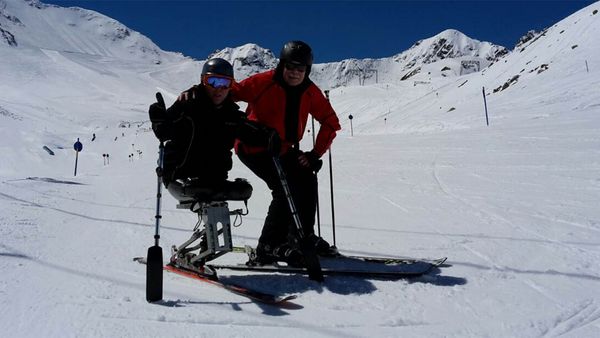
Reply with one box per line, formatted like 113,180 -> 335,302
171,200 -> 247,268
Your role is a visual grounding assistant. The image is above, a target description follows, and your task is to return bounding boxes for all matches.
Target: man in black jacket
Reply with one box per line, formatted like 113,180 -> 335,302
148,58 -> 279,201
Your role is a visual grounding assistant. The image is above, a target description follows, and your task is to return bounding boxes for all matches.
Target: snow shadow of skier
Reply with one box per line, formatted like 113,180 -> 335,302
410,266 -> 467,287
151,299 -> 288,313
222,273 -> 378,296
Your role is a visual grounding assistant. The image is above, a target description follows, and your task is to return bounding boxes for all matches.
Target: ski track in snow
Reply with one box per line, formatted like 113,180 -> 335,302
428,154 -> 600,336
431,154 -> 600,255
543,300 -> 600,337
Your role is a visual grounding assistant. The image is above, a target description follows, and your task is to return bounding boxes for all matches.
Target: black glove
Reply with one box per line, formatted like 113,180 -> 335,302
267,130 -> 281,155
148,102 -> 167,123
149,92 -> 171,141
148,92 -> 167,123
300,150 -> 323,172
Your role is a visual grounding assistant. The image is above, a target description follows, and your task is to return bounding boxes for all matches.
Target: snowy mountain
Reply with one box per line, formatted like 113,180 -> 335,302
209,43 -> 279,79
393,28 -> 508,78
0,0 -> 182,62
196,27 -> 507,88
315,29 -> 508,88
397,29 -> 508,65
310,29 -> 507,88
1,0 -> 600,337
1,0 -> 509,88
189,29 -> 508,87
0,0 -> 512,158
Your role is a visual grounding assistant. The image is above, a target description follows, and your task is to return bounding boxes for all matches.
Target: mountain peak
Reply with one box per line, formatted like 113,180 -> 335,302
437,28 -> 467,39
208,43 -> 278,78
399,29 -> 508,66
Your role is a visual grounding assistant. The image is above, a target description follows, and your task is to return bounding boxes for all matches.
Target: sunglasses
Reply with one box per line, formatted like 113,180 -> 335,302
284,63 -> 307,73
203,75 -> 233,89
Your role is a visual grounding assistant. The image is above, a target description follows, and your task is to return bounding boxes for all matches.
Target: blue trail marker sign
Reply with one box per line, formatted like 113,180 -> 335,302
73,138 -> 83,176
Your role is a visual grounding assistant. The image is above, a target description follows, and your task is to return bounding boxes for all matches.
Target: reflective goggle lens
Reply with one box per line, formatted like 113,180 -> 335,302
204,76 -> 232,89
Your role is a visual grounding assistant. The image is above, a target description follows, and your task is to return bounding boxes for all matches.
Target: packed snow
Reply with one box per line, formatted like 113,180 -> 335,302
1,1 -> 600,337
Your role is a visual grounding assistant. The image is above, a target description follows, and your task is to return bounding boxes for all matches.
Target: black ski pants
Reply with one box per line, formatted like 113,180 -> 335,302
238,149 -> 317,247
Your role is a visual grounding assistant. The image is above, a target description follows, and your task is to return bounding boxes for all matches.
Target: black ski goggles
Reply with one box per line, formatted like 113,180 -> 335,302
284,63 -> 307,73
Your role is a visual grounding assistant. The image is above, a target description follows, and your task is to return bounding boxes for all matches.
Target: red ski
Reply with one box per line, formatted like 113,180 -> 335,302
134,257 -> 297,306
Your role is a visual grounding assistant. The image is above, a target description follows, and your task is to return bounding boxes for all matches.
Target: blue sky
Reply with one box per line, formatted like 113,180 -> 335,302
44,0 -> 596,62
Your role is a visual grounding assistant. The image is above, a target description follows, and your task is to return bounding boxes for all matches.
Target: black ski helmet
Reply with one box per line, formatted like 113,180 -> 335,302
201,58 -> 234,78
280,40 -> 313,67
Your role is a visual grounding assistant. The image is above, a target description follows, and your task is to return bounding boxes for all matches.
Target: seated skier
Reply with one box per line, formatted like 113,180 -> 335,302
148,58 -> 280,206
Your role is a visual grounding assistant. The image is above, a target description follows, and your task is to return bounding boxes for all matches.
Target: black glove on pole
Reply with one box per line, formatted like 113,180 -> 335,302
272,156 -> 324,282
146,92 -> 166,302
304,150 -> 323,172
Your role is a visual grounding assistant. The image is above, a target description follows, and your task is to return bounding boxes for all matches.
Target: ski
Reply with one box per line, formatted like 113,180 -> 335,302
232,245 -> 448,267
215,246 -> 446,279
330,252 -> 448,266
208,261 -> 436,278
133,257 -> 297,306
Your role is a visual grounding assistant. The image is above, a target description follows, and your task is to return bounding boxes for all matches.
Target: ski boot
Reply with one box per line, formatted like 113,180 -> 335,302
247,242 -> 305,268
306,234 -> 338,256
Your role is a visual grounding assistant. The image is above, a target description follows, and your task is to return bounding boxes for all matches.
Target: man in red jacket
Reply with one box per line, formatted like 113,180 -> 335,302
233,41 -> 341,267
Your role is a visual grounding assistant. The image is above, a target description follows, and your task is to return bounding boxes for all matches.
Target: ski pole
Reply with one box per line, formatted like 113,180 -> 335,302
146,92 -> 166,302
328,149 -> 336,248
311,116 -> 322,237
153,141 -> 165,247
323,90 -> 337,248
272,156 -> 324,282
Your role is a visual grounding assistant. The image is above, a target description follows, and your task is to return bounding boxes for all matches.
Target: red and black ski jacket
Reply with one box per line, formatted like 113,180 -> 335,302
232,69 -> 341,157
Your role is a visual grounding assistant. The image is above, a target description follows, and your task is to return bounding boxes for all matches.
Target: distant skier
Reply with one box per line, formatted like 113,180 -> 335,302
232,41 -> 341,266
148,58 -> 279,198
91,133 -> 96,141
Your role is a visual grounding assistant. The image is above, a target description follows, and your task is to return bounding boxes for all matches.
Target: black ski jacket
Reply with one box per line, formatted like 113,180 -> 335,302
151,84 -> 273,184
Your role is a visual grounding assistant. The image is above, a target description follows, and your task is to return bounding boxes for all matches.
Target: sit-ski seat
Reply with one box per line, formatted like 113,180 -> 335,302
167,177 -> 252,210
165,177 -> 252,268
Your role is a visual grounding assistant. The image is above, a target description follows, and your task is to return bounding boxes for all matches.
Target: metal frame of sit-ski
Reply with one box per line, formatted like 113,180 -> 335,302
171,199 -> 247,268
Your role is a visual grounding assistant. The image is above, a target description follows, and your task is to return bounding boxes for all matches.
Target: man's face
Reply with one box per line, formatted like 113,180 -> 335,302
282,63 -> 307,87
203,75 -> 232,105
205,85 -> 230,106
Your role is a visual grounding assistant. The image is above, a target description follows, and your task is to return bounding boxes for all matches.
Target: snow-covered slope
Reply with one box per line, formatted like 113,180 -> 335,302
1,0 -> 600,337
